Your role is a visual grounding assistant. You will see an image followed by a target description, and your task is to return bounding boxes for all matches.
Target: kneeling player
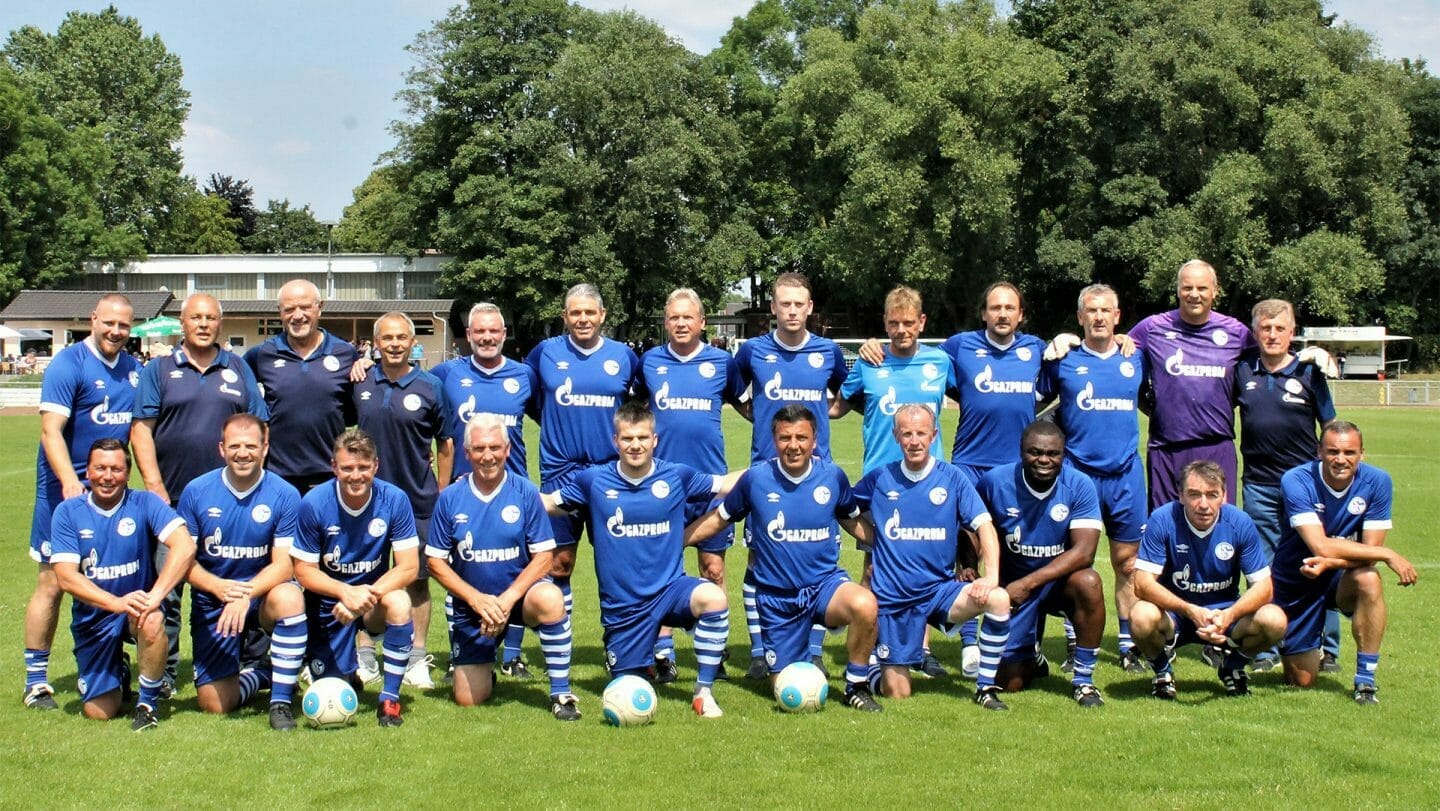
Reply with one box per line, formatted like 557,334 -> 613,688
50,439 -> 196,730
292,429 -> 419,727
180,415 -> 307,730
428,415 -> 577,720
979,422 -> 1108,707
1132,462 -> 1287,699
853,406 -> 1012,709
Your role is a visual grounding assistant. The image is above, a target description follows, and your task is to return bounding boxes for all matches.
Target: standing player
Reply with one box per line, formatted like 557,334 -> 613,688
22,294 -> 141,710
688,405 -> 884,712
979,422 -> 1108,707
1038,284 -> 1148,671
1131,462 -> 1287,699
542,403 -> 732,717
851,406 -> 1013,710
432,302 -> 540,679
178,414 -> 307,730
354,311 -> 452,690
636,288 -> 745,681
50,439 -> 197,730
427,415 -> 577,720
734,273 -> 847,678
1272,422 -> 1417,703
291,429 -> 419,727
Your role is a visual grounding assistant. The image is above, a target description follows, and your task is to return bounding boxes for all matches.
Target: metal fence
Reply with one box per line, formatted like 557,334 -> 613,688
1331,380 -> 1440,407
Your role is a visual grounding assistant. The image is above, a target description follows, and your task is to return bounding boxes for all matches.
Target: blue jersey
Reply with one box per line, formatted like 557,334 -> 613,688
49,490 -> 185,631
1234,358 -> 1336,486
1136,502 -> 1270,607
244,331 -> 357,481
556,460 -> 717,616
720,458 -> 860,592
1038,344 -> 1145,475
526,336 -> 639,483
431,356 -> 537,481
292,479 -> 419,587
637,343 -> 744,473
178,468 -> 301,584
427,472 -> 555,597
36,338 -> 141,489
978,463 -> 1104,584
354,366 -> 447,519
839,345 -> 955,474
943,330 -> 1046,470
135,347 -> 268,498
853,459 -> 991,608
735,331 -> 847,464
1273,462 -> 1392,590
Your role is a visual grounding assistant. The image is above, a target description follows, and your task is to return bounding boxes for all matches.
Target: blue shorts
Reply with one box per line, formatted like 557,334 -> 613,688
1087,457 -> 1145,543
952,463 -> 987,488
876,580 -> 966,667
758,570 -> 851,673
1001,580 -> 1071,663
450,602 -> 527,666
304,594 -> 375,679
28,480 -> 65,563
71,612 -> 128,702
688,496 -> 732,554
602,577 -> 705,674
1159,601 -> 1240,650
190,594 -> 263,686
1274,572 -> 1345,656
543,473 -> 587,549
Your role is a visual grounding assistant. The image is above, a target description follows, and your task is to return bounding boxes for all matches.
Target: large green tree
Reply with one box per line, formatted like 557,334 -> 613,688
152,184 -> 241,254
334,165 -> 424,254
243,199 -> 329,254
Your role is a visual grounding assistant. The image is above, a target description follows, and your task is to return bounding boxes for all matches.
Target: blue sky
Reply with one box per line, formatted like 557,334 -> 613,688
2,1 -> 1435,221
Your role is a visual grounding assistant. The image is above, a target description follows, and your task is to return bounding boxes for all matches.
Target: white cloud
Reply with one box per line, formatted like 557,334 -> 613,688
576,0 -> 755,51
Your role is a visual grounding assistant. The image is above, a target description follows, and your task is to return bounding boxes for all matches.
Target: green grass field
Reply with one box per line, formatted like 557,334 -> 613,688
1,408 -> 1437,808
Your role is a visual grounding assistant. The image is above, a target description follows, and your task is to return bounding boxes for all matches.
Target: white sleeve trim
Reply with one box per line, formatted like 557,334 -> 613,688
158,517 -> 187,544
1070,518 -> 1105,531
51,552 -> 81,565
527,538 -> 557,554
1289,512 -> 1321,527
717,503 -> 736,523
290,548 -> 320,563
424,544 -> 449,558
272,535 -> 294,549
1134,559 -> 1165,575
39,402 -> 72,417
392,536 -> 420,551
968,513 -> 993,532
1244,567 -> 1271,586
1362,520 -> 1392,531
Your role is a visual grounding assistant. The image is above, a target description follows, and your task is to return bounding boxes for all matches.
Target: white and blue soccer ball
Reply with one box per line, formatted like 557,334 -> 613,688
301,677 -> 359,729
602,675 -> 657,727
774,661 -> 829,713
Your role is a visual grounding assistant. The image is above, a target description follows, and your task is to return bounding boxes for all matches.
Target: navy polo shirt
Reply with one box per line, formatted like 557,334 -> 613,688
135,347 -> 269,499
354,365 -> 447,519
1234,356 -> 1336,486
244,330 -> 357,482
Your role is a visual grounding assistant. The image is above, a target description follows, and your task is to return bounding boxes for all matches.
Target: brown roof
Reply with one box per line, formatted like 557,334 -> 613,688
164,298 -> 455,316
0,290 -> 174,320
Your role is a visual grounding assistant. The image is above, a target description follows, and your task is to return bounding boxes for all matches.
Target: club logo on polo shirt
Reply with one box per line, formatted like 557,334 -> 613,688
699,362 -> 716,378
117,518 -> 136,537
921,363 -> 943,391
1016,347 -> 1033,362
368,518 -> 388,538
323,356 -> 340,372
1049,504 -> 1069,522
1120,361 -> 1136,378
813,486 -> 831,505
808,352 -> 824,368
929,487 -> 947,506
503,378 -> 521,394
128,371 -> 139,387
252,504 -> 271,523
651,480 -> 670,499
1348,497 -> 1367,515
1212,330 -> 1229,346
604,359 -> 621,376
501,505 -> 521,523
1215,542 -> 1234,561
403,394 -> 423,412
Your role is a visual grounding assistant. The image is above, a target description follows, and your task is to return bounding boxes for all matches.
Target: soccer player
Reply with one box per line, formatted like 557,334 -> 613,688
23,293 -> 141,710
636,288 -> 745,681
132,292 -> 268,696
178,414 -> 307,730
542,402 -> 732,717
50,439 -> 197,730
1234,299 -> 1337,672
1038,284 -> 1148,672
978,422 -> 1108,707
851,405 -> 1012,710
244,279 -> 358,494
354,311 -> 452,690
432,302 -> 540,679
427,414 -> 577,720
734,273 -> 847,679
1131,461 -> 1287,699
688,405 -> 884,712
291,429 -> 419,727
1271,422 -> 1417,703
526,284 -> 640,626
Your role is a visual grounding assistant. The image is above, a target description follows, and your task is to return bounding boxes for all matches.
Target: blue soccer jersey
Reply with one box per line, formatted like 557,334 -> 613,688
735,331 -> 847,464
36,338 -> 142,488
527,336 -> 639,484
1038,344 -> 1145,475
1234,359 -> 1337,487
1272,462 -> 1392,590
978,463 -> 1104,584
1136,502 -> 1270,607
134,347 -> 268,498
943,330 -> 1046,470
432,355 -> 537,481
638,343 -> 744,474
178,468 -> 301,583
556,460 -> 717,617
853,458 -> 992,608
839,344 -> 955,474
719,458 -> 860,592
427,472 -> 555,597
244,330 -> 357,482
354,366 -> 447,519
292,479 -> 419,586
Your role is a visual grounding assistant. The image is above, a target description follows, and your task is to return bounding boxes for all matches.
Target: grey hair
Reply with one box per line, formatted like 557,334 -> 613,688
565,283 -> 604,311
373,311 -> 415,335
1175,259 -> 1217,288
468,302 -> 504,326
892,403 -> 937,432
463,413 -> 511,450
1076,284 -> 1118,312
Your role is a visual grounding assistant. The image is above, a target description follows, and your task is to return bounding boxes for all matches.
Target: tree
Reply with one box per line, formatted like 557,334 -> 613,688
153,184 -> 241,254
334,165 -> 423,254
243,199 -> 329,254
203,173 -> 258,240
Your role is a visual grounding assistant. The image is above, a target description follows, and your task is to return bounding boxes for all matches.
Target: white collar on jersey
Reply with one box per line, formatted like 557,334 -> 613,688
900,457 -> 936,483
667,343 -> 705,363
1080,342 -> 1118,360
467,355 -> 509,376
617,461 -> 657,486
86,490 -> 127,517
771,331 -> 813,352
1183,515 -> 1217,539
567,336 -> 605,357
1021,471 -> 1058,500
222,469 -> 266,500
468,471 -> 507,503
985,332 -> 1017,352
336,481 -> 374,517
82,336 -> 124,370
778,458 -> 815,485
1317,461 -> 1354,500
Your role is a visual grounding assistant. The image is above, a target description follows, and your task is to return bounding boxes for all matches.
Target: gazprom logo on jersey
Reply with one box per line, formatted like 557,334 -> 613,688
1004,526 -> 1064,558
1075,381 -> 1134,412
762,372 -> 823,403
555,377 -> 616,408
322,545 -> 381,575
654,380 -> 712,412
1170,564 -> 1232,593
457,532 -> 520,563
456,394 -> 519,427
89,395 -> 132,426
765,511 -> 831,543
83,548 -> 140,581
605,507 -> 670,539
878,387 -> 899,416
204,528 -> 269,561
973,365 -> 1032,395
883,509 -> 946,542
1163,348 -> 1226,379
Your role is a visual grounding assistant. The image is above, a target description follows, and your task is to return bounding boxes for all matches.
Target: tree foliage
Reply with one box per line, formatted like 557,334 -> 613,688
203,173 -> 259,240
243,199 -> 329,254
152,183 -> 241,254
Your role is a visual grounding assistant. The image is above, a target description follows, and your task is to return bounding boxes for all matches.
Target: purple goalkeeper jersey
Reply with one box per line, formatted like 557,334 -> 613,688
1129,309 -> 1255,448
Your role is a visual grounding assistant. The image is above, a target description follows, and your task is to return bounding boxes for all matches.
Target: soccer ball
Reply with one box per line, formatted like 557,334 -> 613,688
301,677 -> 359,729
774,661 -> 829,713
602,675 -> 657,727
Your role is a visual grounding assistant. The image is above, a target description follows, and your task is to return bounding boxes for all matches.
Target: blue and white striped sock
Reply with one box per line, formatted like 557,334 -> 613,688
1072,646 -> 1098,687
976,612 -> 1010,689
1063,617 -> 1077,645
138,674 -> 164,711
1355,652 -> 1380,689
556,578 -> 573,618
380,621 -> 414,702
269,612 -> 307,706
24,648 -> 49,690
653,632 -> 676,662
502,624 -> 526,664
693,609 -> 729,688
537,618 -> 573,697
237,666 -> 271,705
743,578 -> 762,658
960,617 -> 979,647
844,662 -> 868,687
1118,619 -> 1133,656
866,652 -> 882,694
809,625 -> 826,658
